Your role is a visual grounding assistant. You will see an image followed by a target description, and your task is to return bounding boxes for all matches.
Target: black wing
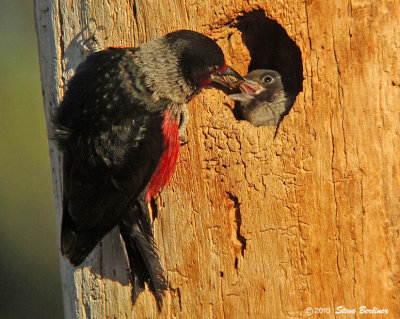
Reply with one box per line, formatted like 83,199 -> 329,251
53,48 -> 165,265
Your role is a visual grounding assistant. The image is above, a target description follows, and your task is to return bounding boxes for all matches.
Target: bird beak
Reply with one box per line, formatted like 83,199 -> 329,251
239,80 -> 265,95
211,66 -> 245,89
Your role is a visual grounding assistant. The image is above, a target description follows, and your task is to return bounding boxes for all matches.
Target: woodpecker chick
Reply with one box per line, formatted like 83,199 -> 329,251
229,69 -> 293,126
53,30 -> 243,310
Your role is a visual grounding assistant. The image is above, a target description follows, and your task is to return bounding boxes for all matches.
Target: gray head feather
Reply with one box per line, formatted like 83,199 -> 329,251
135,37 -> 195,105
229,69 -> 293,126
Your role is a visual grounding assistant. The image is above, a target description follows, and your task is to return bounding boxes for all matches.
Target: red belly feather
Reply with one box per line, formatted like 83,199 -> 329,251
145,109 -> 180,202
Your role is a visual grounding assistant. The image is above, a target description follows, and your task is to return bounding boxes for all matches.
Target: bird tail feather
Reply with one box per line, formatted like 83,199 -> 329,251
119,200 -> 167,310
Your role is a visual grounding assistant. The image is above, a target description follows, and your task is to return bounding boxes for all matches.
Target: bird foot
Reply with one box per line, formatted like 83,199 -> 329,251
180,136 -> 189,146
82,19 -> 105,53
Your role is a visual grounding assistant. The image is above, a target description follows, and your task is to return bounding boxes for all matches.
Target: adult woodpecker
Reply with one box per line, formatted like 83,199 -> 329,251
53,30 -> 243,309
229,69 -> 294,126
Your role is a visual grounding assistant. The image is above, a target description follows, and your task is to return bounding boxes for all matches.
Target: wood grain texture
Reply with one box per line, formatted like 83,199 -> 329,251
35,0 -> 400,318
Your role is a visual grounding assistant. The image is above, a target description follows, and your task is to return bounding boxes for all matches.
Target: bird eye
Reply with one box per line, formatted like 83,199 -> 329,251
209,66 -> 218,74
263,75 -> 273,83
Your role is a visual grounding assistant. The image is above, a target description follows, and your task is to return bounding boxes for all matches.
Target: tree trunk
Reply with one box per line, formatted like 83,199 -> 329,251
35,0 -> 399,318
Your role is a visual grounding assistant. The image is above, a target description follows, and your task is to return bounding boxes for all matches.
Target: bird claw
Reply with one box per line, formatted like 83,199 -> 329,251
82,19 -> 105,53
180,137 -> 189,146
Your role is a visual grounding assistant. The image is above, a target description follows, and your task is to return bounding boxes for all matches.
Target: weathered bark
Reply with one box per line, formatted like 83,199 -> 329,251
35,0 -> 400,318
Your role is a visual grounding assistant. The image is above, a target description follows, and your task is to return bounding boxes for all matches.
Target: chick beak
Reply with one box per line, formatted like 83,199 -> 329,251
211,66 -> 245,89
239,80 -> 265,94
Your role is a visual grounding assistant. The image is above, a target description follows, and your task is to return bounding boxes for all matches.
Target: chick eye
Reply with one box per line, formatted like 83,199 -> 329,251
263,75 -> 273,83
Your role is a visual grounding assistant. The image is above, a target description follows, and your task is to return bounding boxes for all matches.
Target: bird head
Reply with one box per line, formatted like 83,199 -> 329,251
239,69 -> 283,97
137,30 -> 244,103
228,69 -> 286,105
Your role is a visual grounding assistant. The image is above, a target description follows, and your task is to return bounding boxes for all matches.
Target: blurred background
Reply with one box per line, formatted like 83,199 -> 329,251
0,1 -> 63,318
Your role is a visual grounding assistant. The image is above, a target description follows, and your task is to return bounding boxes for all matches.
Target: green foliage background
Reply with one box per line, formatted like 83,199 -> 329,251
0,1 -> 63,318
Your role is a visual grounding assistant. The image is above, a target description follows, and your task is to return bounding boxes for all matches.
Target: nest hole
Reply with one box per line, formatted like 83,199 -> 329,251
236,11 -> 303,95
220,10 -> 304,121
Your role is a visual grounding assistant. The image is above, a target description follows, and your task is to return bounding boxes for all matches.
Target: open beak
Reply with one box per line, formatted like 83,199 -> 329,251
211,66 -> 245,89
239,80 -> 265,94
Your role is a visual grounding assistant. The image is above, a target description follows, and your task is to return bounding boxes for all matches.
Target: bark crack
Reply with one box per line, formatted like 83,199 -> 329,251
304,1 -> 315,109
57,0 -> 66,90
227,192 -> 247,258
331,27 -> 348,170
330,119 -> 342,279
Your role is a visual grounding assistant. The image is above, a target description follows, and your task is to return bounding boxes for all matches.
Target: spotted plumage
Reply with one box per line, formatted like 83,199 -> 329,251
53,30 -> 243,309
